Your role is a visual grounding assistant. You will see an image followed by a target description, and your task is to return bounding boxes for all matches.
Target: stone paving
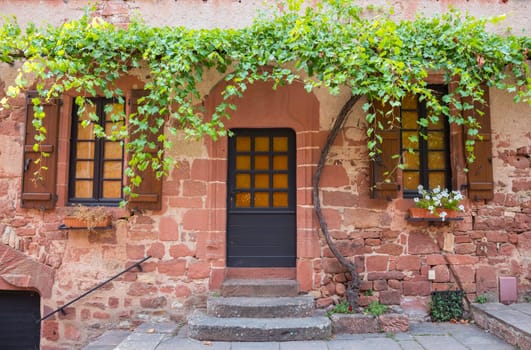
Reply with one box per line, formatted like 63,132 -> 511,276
85,322 -> 516,350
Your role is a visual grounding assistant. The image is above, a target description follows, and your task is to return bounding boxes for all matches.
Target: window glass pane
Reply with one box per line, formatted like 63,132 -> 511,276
105,121 -> 124,134
75,180 -> 93,198
103,161 -> 122,178
402,131 -> 418,149
236,174 -> 250,189
428,151 -> 446,169
402,94 -> 417,109
429,172 -> 446,189
254,174 -> 269,188
236,155 -> 251,170
103,181 -> 122,198
254,155 -> 269,170
236,136 -> 251,152
273,174 -> 288,188
273,155 -> 288,170
403,151 -> 419,170
105,103 -> 124,121
403,172 -> 420,191
255,137 -> 269,152
427,114 -> 444,129
273,192 -> 288,207
77,123 -> 95,140
235,192 -> 251,207
104,142 -> 123,159
254,192 -> 269,207
273,137 -> 288,152
76,161 -> 94,178
401,111 -> 418,129
76,142 -> 95,159
427,132 -> 445,149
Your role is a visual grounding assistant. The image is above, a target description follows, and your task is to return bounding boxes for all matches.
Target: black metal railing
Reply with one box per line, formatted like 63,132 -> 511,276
38,256 -> 151,323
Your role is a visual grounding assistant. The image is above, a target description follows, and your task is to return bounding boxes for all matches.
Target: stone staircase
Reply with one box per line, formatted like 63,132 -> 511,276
187,278 -> 332,341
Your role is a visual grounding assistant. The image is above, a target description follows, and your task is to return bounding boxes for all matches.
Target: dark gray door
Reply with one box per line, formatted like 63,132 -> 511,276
227,129 -> 296,267
0,290 -> 40,349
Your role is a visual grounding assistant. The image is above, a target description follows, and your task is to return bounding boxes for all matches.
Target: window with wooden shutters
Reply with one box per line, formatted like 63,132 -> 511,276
68,98 -> 125,205
126,90 -> 163,211
21,92 -> 60,209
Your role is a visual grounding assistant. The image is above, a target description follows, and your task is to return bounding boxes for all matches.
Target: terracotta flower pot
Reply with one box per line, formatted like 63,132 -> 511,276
63,215 -> 112,229
409,207 -> 458,219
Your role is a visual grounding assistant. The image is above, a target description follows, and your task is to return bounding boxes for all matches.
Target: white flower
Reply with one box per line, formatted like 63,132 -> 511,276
440,211 -> 447,221
414,197 -> 419,203
458,204 -> 465,212
433,186 -> 441,194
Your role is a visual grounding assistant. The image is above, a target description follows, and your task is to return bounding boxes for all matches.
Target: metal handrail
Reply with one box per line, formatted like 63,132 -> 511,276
38,256 -> 151,323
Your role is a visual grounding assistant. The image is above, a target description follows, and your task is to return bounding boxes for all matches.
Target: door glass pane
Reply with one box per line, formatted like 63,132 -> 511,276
254,192 -> 269,207
429,172 -> 446,189
254,174 -> 269,188
77,142 -> 95,159
236,155 -> 251,170
273,155 -> 288,170
103,181 -> 121,198
427,132 -> 445,149
104,142 -> 122,158
403,151 -> 419,170
236,136 -> 251,152
273,192 -> 288,207
428,151 -> 445,169
236,174 -> 250,188
255,137 -> 269,152
273,137 -> 288,152
103,161 -> 122,178
273,174 -> 288,188
402,111 -> 418,129
402,131 -> 418,149
235,192 -> 251,207
254,155 -> 269,170
76,161 -> 94,178
75,180 -> 93,198
77,123 -> 95,140
402,93 -> 417,109
403,172 -> 420,191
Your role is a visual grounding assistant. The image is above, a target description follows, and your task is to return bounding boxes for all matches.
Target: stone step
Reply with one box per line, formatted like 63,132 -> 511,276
187,310 -> 331,342
221,278 -> 299,297
207,295 -> 314,318
82,330 -> 132,350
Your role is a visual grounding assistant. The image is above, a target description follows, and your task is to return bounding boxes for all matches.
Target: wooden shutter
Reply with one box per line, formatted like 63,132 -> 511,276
126,90 -> 163,211
21,92 -> 60,209
465,84 -> 494,201
370,100 -> 400,200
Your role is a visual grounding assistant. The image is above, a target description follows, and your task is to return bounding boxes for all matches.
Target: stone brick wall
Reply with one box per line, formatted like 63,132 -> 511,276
0,0 -> 530,348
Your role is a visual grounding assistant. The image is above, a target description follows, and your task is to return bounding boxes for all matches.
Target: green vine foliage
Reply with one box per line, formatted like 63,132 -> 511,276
1,0 -> 530,196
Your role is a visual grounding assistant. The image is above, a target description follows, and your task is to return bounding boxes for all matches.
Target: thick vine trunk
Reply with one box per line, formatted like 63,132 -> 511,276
312,94 -> 362,308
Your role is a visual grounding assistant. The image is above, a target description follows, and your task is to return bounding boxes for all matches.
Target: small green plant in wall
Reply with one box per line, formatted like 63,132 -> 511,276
430,290 -> 464,322
474,294 -> 488,304
363,301 -> 388,317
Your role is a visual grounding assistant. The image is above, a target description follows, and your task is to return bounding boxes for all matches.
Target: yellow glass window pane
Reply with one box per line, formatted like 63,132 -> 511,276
103,161 -> 122,178
75,180 -> 93,198
403,151 -> 419,170
236,174 -> 250,188
255,137 -> 269,151
427,113 -> 444,129
77,123 -> 95,140
254,174 -> 269,188
273,155 -> 288,170
102,181 -> 122,198
402,93 -> 417,109
254,192 -> 269,207
76,161 -> 94,178
402,111 -> 418,129
273,192 -> 288,207
77,142 -> 95,159
254,155 -> 269,170
236,155 -> 251,170
427,132 -> 445,149
235,192 -> 251,207
273,174 -> 288,188
273,137 -> 288,152
402,131 -> 418,149
236,136 -> 251,152
403,172 -> 420,191
105,103 -> 124,121
105,121 -> 124,134
429,173 -> 446,189
428,152 -> 446,169
104,142 -> 123,158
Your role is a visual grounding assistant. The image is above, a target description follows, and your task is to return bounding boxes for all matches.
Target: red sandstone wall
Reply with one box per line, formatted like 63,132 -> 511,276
0,1 -> 530,349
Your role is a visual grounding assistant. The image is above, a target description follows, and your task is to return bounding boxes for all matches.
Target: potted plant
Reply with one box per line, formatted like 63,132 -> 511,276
409,185 -> 465,221
63,205 -> 113,230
